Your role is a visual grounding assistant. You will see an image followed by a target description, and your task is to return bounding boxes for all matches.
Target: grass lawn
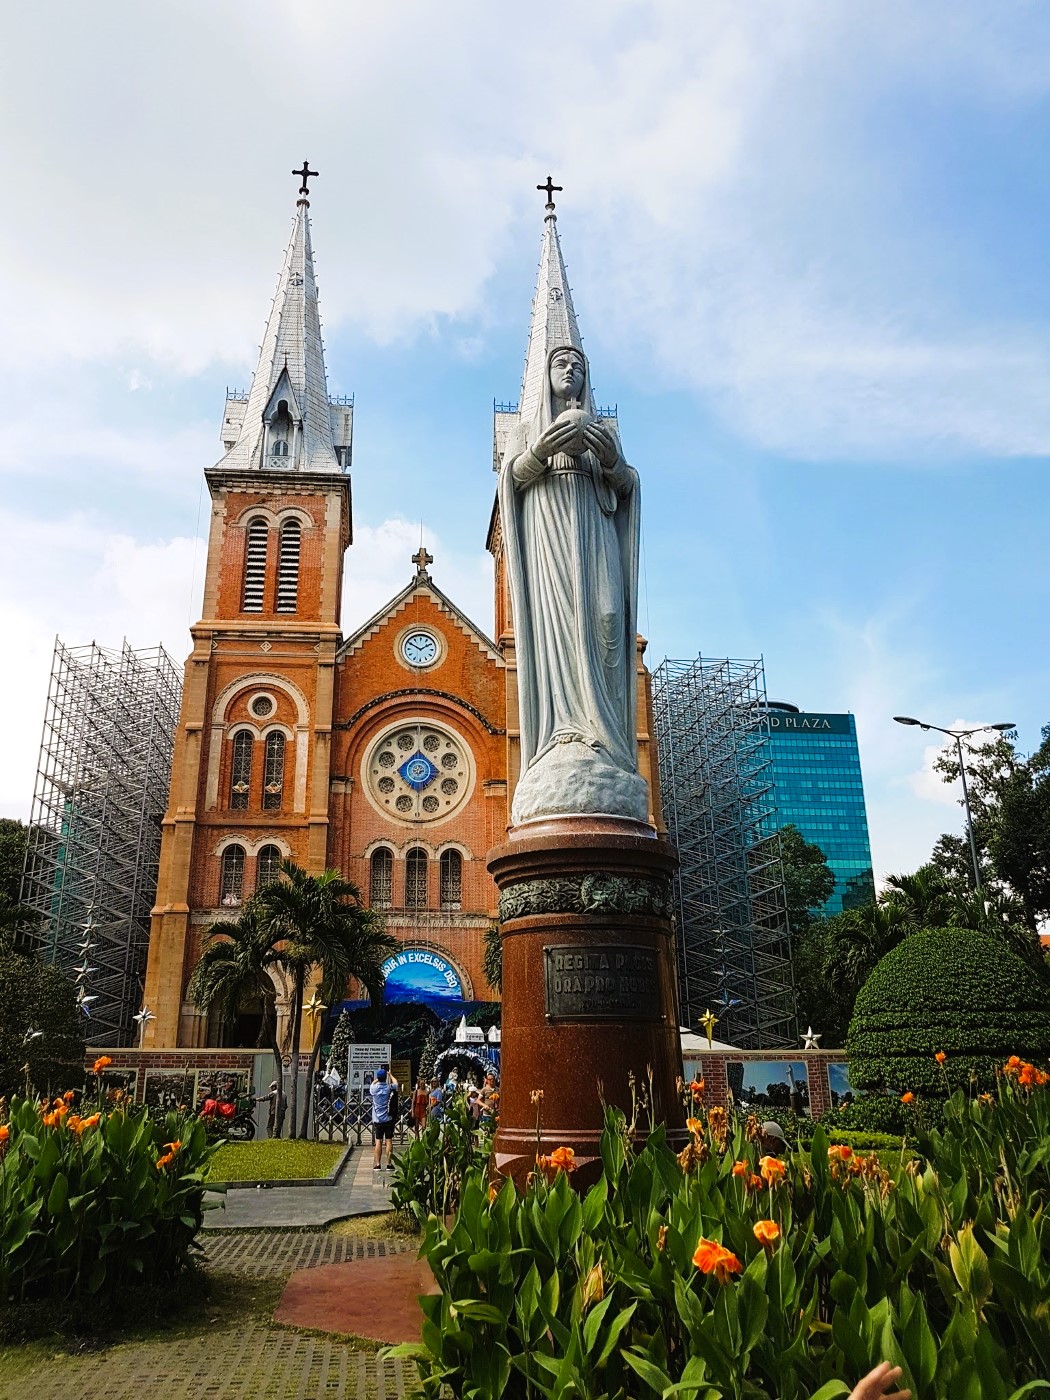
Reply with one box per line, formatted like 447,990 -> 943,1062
207,1139 -> 345,1183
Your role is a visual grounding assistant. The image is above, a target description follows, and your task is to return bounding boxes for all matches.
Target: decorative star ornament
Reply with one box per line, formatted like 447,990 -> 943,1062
133,1007 -> 156,1028
801,1026 -> 822,1050
303,993 -> 328,1023
699,1008 -> 719,1048
22,1028 -> 43,1046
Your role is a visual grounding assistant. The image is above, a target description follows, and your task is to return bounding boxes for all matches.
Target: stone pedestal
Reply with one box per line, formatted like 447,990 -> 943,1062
489,816 -> 685,1188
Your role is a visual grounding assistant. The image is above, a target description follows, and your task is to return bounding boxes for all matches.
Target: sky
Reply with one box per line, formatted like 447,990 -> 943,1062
1,0 -> 1048,885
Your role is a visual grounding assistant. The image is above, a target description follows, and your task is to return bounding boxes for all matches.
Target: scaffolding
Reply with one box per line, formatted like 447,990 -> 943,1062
652,656 -> 796,1049
21,641 -> 183,1046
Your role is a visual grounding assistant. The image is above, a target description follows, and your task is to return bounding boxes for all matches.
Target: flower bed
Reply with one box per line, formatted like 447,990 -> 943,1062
0,1072 -> 214,1311
389,1061 -> 1050,1398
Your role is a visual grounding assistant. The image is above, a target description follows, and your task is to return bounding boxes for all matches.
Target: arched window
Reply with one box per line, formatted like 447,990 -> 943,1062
439,849 -> 462,910
271,438 -> 288,457
220,845 -> 245,905
275,519 -> 301,613
242,517 -> 268,612
262,731 -> 285,810
230,730 -> 253,809
257,844 -> 283,889
370,847 -> 393,909
405,848 -> 428,910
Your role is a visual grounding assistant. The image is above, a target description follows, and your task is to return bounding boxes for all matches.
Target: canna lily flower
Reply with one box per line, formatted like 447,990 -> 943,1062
686,1116 -> 703,1136
748,1173 -> 763,1191
581,1262 -> 604,1308
156,1152 -> 175,1170
164,1139 -> 182,1153
91,1056 -> 113,1075
693,1237 -> 742,1284
656,1225 -> 669,1253
753,1219 -> 780,1247
0,1125 -> 9,1145
900,1092 -> 915,1105
759,1155 -> 787,1185
529,1089 -> 544,1105
731,1160 -> 748,1177
828,1144 -> 853,1161
689,1079 -> 705,1101
934,1051 -> 947,1065
63,1090 -> 76,1104
1006,1056 -> 1022,1070
549,1146 -> 576,1173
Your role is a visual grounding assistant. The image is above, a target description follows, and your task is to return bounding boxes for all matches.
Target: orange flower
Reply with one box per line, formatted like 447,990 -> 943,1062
731,1160 -> 748,1177
487,1182 -> 498,1203
978,1092 -> 994,1106
548,1146 -> 577,1173
81,1112 -> 101,1130
92,1056 -> 113,1075
828,1144 -> 853,1161
689,1078 -> 705,1101
748,1173 -> 763,1191
156,1152 -> 175,1170
692,1237 -> 742,1284
759,1155 -> 787,1185
62,1090 -> 76,1104
0,1125 -> 9,1145
686,1116 -> 703,1136
900,1092 -> 915,1105
164,1139 -> 182,1154
753,1219 -> 780,1247
656,1225 -> 669,1253
1006,1056 -> 1022,1070
934,1052 -> 947,1065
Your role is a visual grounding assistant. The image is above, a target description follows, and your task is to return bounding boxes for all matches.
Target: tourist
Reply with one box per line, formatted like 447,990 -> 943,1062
411,1078 -> 429,1137
369,1066 -> 396,1170
427,1074 -> 444,1123
479,1072 -> 499,1128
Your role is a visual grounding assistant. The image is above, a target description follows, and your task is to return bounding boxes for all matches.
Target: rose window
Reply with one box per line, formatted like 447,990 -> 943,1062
364,722 -> 472,822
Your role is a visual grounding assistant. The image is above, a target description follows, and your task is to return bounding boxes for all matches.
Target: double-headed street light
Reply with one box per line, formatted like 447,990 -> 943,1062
893,716 -> 1015,892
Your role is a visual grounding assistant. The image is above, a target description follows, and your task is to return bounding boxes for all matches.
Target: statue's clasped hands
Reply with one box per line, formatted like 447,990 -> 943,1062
532,418 -> 618,469
582,420 -> 618,470
532,419 -> 581,463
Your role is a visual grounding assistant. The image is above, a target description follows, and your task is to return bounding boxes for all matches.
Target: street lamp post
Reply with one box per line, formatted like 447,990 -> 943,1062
893,716 -> 1015,893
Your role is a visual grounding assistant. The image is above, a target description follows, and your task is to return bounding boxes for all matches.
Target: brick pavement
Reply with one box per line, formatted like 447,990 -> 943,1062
0,1227 -> 423,1400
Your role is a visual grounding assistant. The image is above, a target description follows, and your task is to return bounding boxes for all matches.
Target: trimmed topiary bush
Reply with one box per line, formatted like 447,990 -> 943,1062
846,927 -> 1050,1095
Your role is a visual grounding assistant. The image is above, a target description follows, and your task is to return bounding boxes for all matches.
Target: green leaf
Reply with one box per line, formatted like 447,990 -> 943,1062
595,1303 -> 637,1368
46,1170 -> 69,1215
622,1347 -> 674,1395
806,1384 -> 851,1400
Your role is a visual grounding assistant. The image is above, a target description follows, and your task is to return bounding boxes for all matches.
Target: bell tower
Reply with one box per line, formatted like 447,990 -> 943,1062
142,172 -> 353,1047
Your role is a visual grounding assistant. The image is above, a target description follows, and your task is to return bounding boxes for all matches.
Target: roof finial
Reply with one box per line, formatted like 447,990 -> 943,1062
292,160 -> 319,205
537,175 -> 562,214
412,546 -> 434,576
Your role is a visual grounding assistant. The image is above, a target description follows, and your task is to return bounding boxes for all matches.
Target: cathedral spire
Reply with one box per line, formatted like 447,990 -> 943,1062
517,182 -> 590,425
219,183 -> 340,474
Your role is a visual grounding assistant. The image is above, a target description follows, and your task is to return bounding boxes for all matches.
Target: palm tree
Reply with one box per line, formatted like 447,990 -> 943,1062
187,904 -> 287,1135
257,861 -> 397,1138
879,864 -> 957,929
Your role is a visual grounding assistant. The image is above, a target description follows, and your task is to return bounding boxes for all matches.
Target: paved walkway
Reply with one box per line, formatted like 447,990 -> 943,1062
0,1229 -> 422,1400
203,1145 -> 395,1230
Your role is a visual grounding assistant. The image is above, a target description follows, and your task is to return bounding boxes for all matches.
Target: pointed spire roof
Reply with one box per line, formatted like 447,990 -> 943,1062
219,197 -> 340,474
518,199 -> 592,425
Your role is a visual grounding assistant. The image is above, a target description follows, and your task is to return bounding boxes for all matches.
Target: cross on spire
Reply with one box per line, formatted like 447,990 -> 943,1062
292,160 -> 319,199
537,175 -> 563,210
412,546 -> 433,575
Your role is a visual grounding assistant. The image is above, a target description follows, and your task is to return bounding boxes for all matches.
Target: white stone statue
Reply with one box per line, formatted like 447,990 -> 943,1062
499,344 -> 650,824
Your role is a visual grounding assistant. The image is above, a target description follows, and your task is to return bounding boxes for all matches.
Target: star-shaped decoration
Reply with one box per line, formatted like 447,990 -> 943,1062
698,1008 -> 719,1048
304,992 -> 328,1023
133,1007 -> 156,1028
801,1026 -> 822,1050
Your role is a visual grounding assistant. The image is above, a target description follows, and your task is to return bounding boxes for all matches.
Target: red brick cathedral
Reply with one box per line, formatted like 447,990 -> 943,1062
142,184 -> 661,1049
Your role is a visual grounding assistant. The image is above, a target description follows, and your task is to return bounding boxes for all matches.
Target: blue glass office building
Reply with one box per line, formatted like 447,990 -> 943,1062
766,703 -> 875,915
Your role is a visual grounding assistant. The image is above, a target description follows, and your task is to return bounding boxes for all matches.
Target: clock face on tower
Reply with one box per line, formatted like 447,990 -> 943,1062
401,630 -> 439,668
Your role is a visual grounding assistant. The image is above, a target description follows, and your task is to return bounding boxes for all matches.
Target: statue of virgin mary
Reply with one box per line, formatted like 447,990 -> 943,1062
498,344 -> 650,825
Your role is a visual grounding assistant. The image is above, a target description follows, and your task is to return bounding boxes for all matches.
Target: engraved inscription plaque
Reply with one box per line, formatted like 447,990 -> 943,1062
544,943 -> 662,1022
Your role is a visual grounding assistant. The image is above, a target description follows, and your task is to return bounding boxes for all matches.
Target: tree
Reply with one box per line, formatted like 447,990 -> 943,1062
778,825 -> 835,936
187,904 -> 287,1135
482,922 -> 502,995
792,901 -> 908,1047
0,818 -> 41,951
0,944 -> 85,1098
257,861 -> 397,1137
847,927 -> 1050,1095
935,724 -> 1050,940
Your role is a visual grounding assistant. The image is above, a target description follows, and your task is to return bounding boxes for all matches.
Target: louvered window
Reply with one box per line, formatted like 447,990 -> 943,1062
370,848 -> 393,910
220,845 -> 245,905
230,731 -> 253,809
276,520 -> 301,613
405,848 -> 428,910
257,844 -> 282,889
242,518 -> 268,612
262,732 -> 285,810
439,849 -> 462,910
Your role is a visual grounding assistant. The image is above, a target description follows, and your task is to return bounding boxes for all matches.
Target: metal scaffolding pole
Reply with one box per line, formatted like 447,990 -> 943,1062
652,656 -> 797,1049
20,640 -> 182,1046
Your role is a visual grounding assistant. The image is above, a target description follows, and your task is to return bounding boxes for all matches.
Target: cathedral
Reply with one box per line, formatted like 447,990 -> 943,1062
142,176 -> 662,1049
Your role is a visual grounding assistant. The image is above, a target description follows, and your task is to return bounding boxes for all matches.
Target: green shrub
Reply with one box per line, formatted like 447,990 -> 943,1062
389,1076 -> 1050,1398
0,1093 -> 215,1308
390,1091 -> 489,1225
0,952 -> 84,1099
846,927 -> 1050,1095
